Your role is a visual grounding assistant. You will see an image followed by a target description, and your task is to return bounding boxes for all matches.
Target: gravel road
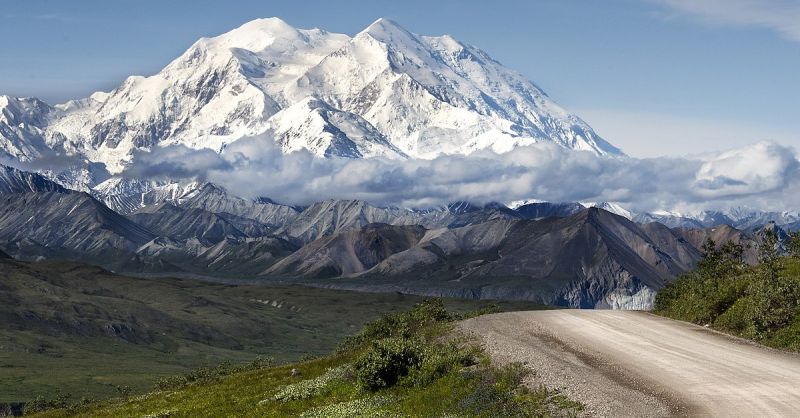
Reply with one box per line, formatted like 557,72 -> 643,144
460,310 -> 800,417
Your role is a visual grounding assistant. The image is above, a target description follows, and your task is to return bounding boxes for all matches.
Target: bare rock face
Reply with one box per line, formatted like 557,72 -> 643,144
0,164 -> 68,193
265,223 -> 427,278
258,208 -> 738,309
130,202 -> 248,245
673,224 -> 760,264
0,192 -> 155,260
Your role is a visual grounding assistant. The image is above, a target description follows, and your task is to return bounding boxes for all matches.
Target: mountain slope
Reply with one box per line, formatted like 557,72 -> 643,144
259,208 -> 706,308
0,192 -> 155,262
635,208 -> 800,231
178,183 -> 300,230
91,177 -> 201,214
0,163 -> 68,193
0,17 -> 621,179
265,223 -> 426,278
472,208 -> 694,307
129,202 -> 247,244
515,202 -> 585,219
289,18 -> 620,158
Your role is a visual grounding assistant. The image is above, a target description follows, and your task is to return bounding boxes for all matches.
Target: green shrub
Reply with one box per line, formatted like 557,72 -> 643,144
23,393 -> 71,415
338,299 -> 452,351
22,393 -> 96,415
764,317 -> 800,350
654,271 -> 747,324
748,270 -> 800,336
407,340 -> 478,387
355,338 -> 424,391
458,362 -> 582,417
789,231 -> 800,259
713,296 -> 757,336
657,243 -> 800,350
457,303 -> 501,320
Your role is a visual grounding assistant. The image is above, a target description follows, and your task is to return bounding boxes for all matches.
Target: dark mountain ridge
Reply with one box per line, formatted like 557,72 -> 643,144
0,164 -> 774,309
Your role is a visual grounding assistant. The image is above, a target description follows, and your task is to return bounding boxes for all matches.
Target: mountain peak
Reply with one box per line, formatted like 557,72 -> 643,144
201,17 -> 307,52
358,17 -> 416,43
232,17 -> 297,35
366,17 -> 402,28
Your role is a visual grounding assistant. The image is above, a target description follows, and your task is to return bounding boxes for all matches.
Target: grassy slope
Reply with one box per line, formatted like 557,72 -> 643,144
655,256 -> 800,350
30,302 -> 580,418
0,259 -> 544,403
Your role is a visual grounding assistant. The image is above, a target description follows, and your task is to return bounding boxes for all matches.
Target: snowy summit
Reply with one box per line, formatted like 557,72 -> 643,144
0,17 -> 622,175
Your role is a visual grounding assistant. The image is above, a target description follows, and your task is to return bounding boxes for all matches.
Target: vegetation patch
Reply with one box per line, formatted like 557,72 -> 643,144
27,299 -> 581,417
655,231 -> 800,350
270,365 -> 352,402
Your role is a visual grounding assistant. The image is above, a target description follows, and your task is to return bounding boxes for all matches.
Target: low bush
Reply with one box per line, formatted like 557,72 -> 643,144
656,236 -> 800,350
355,337 -> 424,391
154,356 -> 274,391
339,299 -> 453,351
407,339 -> 478,387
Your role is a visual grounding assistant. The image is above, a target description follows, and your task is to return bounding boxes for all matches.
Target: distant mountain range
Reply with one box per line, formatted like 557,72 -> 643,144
1,163 -> 787,309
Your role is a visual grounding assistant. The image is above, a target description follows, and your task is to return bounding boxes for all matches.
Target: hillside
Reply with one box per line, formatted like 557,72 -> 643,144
24,301 -> 578,418
278,208 -> 714,309
0,257 -> 541,404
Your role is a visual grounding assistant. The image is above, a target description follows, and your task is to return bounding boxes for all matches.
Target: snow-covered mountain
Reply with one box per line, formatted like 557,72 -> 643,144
0,96 -> 54,161
91,177 -> 202,214
0,17 -> 621,178
634,208 -> 800,231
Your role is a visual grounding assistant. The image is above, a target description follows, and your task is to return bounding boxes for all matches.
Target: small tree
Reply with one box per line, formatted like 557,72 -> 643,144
788,230 -> 800,259
697,238 -> 745,279
697,238 -> 720,277
759,229 -> 780,282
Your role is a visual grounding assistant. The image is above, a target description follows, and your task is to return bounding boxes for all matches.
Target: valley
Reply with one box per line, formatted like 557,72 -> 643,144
0,256 -> 539,403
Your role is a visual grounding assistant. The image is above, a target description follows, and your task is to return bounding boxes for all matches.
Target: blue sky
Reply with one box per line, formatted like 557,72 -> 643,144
0,0 -> 797,157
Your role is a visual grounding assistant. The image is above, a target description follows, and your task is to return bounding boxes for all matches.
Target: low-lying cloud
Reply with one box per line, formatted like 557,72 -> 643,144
119,135 -> 800,213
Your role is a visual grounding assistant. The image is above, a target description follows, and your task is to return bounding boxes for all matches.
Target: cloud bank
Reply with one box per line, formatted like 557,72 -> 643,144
124,135 -> 800,213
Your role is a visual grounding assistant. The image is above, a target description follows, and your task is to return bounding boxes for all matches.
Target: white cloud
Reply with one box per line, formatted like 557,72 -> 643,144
694,142 -> 798,197
124,136 -> 800,213
651,0 -> 800,41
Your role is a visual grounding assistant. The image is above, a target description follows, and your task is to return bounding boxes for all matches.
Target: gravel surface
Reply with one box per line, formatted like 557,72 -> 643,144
460,310 -> 800,417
